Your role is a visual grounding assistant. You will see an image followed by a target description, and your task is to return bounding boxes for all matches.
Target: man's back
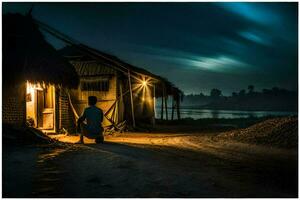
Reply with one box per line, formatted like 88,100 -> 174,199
83,105 -> 103,133
77,96 -> 104,143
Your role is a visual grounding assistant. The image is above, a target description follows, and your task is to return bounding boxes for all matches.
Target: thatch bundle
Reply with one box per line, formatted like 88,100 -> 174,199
3,13 -> 79,88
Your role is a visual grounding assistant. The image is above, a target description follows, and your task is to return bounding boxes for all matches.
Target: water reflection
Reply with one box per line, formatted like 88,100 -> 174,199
211,110 -> 220,119
156,108 -> 297,119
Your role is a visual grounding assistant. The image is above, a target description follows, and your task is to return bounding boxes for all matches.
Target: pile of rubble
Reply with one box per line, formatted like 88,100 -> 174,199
217,117 -> 298,149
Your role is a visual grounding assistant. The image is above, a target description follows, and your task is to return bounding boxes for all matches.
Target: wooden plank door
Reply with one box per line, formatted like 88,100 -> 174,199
36,90 -> 44,128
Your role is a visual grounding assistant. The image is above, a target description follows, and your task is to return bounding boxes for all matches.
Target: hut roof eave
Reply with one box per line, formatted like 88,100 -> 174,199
3,13 -> 79,88
59,45 -> 183,96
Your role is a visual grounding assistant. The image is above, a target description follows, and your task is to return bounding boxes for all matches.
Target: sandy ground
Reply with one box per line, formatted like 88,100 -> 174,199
3,132 -> 298,197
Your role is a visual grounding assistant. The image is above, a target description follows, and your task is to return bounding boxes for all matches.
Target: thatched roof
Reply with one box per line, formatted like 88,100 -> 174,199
71,61 -> 116,77
3,13 -> 79,88
59,45 -> 183,99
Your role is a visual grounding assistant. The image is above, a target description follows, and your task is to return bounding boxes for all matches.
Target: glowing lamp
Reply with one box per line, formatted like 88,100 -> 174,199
142,80 -> 148,87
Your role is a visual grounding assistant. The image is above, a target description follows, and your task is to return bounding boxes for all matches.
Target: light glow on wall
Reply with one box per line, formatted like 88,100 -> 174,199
132,76 -> 154,112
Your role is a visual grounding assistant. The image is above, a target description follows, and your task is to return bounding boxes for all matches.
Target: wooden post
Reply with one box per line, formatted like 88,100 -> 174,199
128,70 -> 136,128
164,87 -> 168,121
171,97 -> 175,120
176,99 -> 181,120
152,84 -> 156,126
161,85 -> 164,120
23,82 -> 27,127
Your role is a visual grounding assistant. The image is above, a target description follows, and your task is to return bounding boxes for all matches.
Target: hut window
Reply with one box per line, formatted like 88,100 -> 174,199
80,79 -> 109,91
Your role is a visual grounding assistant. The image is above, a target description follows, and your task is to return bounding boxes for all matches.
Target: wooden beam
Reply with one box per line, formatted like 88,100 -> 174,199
128,70 -> 136,128
171,97 -> 175,121
152,84 -> 156,126
37,20 -> 161,82
176,99 -> 181,120
23,82 -> 27,127
161,87 -> 164,120
164,87 -> 168,121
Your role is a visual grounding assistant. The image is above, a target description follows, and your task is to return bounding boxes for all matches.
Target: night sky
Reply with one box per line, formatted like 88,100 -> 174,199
3,2 -> 298,95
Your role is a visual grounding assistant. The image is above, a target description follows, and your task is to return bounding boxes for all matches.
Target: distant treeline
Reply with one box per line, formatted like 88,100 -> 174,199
182,85 -> 297,111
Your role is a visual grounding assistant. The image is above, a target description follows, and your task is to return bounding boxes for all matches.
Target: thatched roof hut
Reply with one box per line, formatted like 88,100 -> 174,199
3,13 -> 79,88
59,44 -> 183,100
36,18 -> 183,123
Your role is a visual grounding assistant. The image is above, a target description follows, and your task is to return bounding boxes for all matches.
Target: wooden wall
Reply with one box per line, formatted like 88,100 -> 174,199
70,75 -> 118,127
58,87 -> 76,133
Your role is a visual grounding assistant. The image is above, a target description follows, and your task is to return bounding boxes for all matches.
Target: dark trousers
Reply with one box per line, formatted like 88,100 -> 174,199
78,122 -> 103,142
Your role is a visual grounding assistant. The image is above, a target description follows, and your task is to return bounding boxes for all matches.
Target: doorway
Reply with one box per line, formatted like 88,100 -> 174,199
26,82 -> 56,132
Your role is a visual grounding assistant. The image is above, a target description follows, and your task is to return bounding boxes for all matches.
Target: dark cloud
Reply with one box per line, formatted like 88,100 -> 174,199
3,2 -> 298,95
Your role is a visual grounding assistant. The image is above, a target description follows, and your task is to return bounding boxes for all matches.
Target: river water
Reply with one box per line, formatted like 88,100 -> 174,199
155,108 -> 297,119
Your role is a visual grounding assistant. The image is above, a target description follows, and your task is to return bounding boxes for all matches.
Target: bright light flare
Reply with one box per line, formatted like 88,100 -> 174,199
142,80 -> 148,87
132,77 -> 154,107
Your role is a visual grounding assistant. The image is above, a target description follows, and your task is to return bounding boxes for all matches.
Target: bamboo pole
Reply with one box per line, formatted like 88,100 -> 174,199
171,97 -> 175,120
152,84 -> 156,126
164,87 -> 168,121
176,99 -> 181,120
23,82 -> 27,126
128,70 -> 136,128
161,87 -> 164,120
37,20 -> 162,82
119,83 -> 124,123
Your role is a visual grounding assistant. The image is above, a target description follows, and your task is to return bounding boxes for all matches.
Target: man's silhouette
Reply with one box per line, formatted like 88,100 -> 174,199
77,96 -> 104,144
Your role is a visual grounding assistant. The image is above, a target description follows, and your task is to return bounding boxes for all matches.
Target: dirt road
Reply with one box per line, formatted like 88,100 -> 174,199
3,133 -> 298,197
